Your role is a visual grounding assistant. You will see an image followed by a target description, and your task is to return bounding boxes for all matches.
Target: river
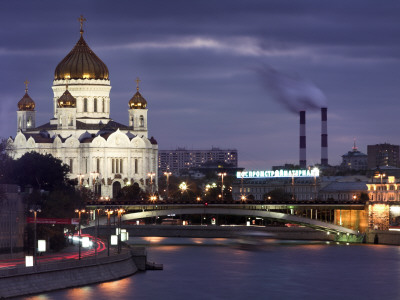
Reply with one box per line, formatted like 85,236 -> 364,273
22,238 -> 400,300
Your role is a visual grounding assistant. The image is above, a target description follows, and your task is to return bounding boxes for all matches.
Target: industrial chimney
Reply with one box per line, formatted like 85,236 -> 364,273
299,110 -> 306,168
321,107 -> 328,166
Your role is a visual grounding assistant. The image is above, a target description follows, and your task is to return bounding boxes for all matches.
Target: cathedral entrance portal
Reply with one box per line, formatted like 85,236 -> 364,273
112,181 -> 121,199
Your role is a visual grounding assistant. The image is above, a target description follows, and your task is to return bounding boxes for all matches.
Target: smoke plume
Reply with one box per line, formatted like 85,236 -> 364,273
258,65 -> 327,113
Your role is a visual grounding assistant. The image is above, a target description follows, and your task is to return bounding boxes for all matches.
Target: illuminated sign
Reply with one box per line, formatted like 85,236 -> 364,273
237,168 -> 319,179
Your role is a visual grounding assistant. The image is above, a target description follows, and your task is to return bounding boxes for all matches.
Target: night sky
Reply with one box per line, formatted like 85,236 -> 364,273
2,1 -> 400,169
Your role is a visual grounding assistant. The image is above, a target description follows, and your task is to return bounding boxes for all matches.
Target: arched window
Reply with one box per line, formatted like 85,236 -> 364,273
94,98 -> 97,112
135,159 -> 138,174
84,98 -> 88,112
102,99 -> 105,112
140,115 -> 144,127
27,116 -> 32,127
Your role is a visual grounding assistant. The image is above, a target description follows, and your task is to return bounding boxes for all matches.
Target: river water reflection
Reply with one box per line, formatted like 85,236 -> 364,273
23,239 -> 400,300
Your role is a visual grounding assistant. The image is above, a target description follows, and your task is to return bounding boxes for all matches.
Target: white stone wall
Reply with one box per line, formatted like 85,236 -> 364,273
9,130 -> 158,198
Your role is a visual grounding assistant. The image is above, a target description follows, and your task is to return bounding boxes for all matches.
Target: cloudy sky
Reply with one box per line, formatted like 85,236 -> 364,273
1,1 -> 400,169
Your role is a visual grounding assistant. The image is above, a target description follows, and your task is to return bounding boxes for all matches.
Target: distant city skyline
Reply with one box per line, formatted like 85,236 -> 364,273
2,1 -> 400,169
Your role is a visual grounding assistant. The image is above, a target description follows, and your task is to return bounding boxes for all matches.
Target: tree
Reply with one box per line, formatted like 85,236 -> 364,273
0,138 -> 14,185
116,182 -> 145,201
11,152 -> 70,191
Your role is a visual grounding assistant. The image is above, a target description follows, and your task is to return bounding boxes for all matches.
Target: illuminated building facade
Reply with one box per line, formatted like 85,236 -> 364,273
159,147 -> 238,175
366,175 -> 400,230
232,171 -> 368,202
8,19 -> 158,198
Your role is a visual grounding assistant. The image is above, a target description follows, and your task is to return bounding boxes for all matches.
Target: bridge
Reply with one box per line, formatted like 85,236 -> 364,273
86,201 -> 367,239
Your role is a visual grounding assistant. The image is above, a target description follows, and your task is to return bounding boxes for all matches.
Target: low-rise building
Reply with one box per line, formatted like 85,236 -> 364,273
341,142 -> 368,171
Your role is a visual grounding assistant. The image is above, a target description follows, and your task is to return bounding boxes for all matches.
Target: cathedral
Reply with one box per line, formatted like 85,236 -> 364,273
8,17 -> 158,198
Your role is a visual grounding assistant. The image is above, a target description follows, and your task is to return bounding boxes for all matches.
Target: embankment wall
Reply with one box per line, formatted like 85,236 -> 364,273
0,248 -> 146,299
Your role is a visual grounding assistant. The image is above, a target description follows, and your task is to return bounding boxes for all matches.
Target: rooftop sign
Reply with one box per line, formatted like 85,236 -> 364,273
237,168 -> 320,179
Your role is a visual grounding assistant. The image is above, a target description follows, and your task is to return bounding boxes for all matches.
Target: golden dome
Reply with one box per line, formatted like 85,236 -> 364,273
129,77 -> 147,109
129,91 -> 147,109
57,89 -> 76,108
18,92 -> 35,111
54,33 -> 109,80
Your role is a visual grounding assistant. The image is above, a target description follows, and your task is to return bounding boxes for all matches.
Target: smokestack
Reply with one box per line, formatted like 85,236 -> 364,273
321,107 -> 328,166
300,110 -> 306,168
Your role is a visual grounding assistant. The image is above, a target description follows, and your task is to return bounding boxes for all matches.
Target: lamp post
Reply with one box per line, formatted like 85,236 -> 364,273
94,208 -> 101,258
217,172 -> 227,202
77,174 -> 84,186
75,209 -> 85,260
148,172 -> 155,194
379,173 -> 386,184
179,182 -> 187,201
29,207 -> 41,266
117,208 -> 125,254
90,172 -> 99,194
105,209 -> 113,256
164,171 -> 172,201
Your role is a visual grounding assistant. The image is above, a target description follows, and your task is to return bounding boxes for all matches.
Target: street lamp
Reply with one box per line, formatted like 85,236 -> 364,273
217,172 -> 227,201
164,171 -> 172,201
29,207 -> 41,266
380,173 -> 386,184
117,208 -> 125,254
105,209 -> 113,256
77,174 -> 84,186
75,209 -> 85,260
148,172 -> 155,194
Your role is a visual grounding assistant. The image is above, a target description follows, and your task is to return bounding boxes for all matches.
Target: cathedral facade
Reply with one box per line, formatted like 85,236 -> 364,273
8,19 -> 158,198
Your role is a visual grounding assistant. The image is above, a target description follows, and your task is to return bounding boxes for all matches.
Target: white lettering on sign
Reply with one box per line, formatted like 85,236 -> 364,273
237,168 -> 319,179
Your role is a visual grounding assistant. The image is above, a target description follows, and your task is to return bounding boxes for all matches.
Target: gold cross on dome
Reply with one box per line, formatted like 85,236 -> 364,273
135,77 -> 141,91
24,80 -> 29,93
78,15 -> 87,33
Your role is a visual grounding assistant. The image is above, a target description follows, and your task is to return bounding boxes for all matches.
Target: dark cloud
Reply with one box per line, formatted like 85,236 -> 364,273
2,1 -> 400,168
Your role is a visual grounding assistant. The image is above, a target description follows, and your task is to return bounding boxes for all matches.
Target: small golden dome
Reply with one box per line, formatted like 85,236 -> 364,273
18,81 -> 35,111
129,91 -> 147,109
129,77 -> 147,109
18,92 -> 35,111
57,89 -> 76,108
54,34 -> 109,80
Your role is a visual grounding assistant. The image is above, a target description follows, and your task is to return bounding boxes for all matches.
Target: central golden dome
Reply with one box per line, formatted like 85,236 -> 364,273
54,33 -> 109,80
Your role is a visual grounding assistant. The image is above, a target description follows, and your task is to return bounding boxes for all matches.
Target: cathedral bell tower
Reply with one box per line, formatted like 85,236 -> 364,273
128,77 -> 148,138
17,80 -> 36,132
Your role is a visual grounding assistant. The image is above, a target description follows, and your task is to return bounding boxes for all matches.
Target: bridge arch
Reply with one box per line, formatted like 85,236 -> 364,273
121,207 -> 358,235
